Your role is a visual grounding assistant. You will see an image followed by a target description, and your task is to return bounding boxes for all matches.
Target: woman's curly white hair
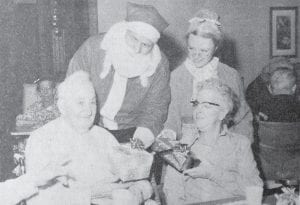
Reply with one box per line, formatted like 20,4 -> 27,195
57,70 -> 93,100
196,79 -> 240,126
186,9 -> 223,48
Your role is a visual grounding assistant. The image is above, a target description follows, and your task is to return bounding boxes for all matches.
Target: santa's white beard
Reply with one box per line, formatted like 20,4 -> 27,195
109,39 -> 153,78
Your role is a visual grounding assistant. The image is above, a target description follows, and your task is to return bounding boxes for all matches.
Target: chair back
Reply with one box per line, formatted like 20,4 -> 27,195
258,120 -> 300,151
257,120 -> 300,181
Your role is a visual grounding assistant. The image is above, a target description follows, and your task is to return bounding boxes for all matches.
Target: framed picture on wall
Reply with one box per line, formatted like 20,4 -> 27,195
270,7 -> 298,57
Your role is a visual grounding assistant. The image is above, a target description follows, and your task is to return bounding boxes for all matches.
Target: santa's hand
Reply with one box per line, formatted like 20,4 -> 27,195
133,127 -> 155,149
158,129 -> 176,140
130,138 -> 145,150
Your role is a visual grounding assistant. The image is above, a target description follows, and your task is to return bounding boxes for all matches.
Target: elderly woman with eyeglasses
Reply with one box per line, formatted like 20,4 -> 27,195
162,9 -> 253,142
162,79 -> 262,204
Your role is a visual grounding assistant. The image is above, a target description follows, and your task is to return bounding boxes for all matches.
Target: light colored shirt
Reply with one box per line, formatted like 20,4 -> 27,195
25,117 -> 119,205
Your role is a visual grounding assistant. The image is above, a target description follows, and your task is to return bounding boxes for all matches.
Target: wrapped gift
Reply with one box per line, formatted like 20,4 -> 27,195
152,138 -> 200,172
151,137 -> 174,152
110,145 -> 153,182
275,187 -> 299,205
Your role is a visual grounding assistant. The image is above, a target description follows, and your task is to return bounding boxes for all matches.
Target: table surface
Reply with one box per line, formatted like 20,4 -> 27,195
10,126 -> 34,136
186,195 -> 277,205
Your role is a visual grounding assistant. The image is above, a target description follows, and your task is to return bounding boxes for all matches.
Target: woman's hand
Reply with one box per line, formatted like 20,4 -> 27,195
183,160 -> 214,179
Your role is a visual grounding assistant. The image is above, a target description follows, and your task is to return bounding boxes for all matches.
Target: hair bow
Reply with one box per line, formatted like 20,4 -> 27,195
188,17 -> 221,27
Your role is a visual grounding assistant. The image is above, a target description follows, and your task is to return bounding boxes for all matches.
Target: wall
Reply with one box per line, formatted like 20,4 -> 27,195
97,0 -> 300,86
0,1 -> 23,180
0,0 -> 90,180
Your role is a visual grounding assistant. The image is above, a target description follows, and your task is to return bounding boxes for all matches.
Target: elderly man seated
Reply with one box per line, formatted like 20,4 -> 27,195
25,71 -> 154,205
255,67 -> 300,122
246,57 -> 294,116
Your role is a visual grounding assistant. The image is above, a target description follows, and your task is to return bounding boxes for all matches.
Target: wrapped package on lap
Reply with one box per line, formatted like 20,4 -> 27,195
152,138 -> 200,172
151,137 -> 174,152
110,145 -> 153,182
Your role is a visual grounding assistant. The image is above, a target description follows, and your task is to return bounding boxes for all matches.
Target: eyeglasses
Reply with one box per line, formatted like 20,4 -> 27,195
190,100 -> 220,107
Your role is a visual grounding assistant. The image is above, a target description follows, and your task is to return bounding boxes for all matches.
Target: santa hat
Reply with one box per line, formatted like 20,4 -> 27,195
126,2 -> 168,43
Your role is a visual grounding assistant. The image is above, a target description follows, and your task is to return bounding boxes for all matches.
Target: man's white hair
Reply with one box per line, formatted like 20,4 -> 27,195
57,70 -> 93,100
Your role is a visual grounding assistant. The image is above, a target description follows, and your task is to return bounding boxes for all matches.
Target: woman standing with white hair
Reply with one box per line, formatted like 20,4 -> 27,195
163,9 -> 253,142
163,79 -> 262,204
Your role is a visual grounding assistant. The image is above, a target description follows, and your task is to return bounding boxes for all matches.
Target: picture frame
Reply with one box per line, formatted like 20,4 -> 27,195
270,7 -> 298,57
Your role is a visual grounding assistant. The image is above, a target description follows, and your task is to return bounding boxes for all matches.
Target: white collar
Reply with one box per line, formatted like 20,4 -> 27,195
185,57 -> 219,82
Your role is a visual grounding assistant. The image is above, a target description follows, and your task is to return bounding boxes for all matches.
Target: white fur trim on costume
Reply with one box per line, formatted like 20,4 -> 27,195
127,21 -> 160,43
99,21 -> 162,128
100,72 -> 127,130
101,21 -> 127,50
100,21 -> 161,86
100,22 -> 128,79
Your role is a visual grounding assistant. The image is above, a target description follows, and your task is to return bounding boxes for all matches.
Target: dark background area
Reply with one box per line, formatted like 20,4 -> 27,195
0,0 -> 90,180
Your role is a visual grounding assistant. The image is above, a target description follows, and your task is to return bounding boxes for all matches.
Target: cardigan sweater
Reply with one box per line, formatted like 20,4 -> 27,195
163,131 -> 263,205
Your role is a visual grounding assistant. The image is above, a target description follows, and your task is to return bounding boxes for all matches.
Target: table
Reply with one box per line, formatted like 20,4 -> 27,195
10,127 -> 34,205
186,196 -> 245,205
186,195 -> 277,205
11,126 -> 35,136
10,126 -> 34,177
10,126 -> 35,156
